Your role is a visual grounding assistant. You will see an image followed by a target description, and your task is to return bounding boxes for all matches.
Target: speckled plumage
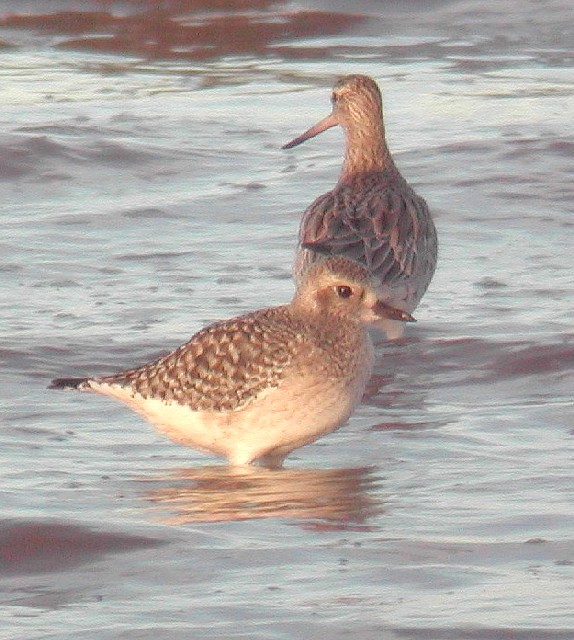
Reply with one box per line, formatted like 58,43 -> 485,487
49,256 -> 414,468
283,74 -> 438,339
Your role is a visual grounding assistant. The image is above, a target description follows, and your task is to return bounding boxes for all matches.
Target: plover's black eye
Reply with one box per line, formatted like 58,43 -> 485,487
335,285 -> 353,299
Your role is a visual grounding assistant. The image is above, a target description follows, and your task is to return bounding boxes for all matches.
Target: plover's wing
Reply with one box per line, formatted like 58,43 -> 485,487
88,308 -> 308,412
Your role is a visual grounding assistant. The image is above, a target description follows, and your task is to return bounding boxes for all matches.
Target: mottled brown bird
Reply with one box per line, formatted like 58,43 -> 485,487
283,74 -> 437,339
50,256 -> 414,468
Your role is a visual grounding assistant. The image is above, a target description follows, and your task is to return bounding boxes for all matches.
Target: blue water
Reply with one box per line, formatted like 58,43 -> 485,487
1,1 -> 573,638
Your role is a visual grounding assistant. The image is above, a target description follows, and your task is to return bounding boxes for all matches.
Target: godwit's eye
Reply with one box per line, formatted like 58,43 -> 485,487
335,285 -> 353,299
331,92 -> 338,104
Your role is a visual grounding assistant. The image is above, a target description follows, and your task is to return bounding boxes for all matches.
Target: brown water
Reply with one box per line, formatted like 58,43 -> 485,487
1,1 -> 574,638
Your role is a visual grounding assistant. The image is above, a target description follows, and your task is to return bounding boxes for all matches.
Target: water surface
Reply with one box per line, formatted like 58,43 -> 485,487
1,1 -> 573,638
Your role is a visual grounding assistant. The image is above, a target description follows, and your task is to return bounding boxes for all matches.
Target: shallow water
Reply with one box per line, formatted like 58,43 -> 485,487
1,1 -> 573,638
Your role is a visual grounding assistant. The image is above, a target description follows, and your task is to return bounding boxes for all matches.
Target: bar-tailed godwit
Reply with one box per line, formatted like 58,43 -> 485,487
283,74 -> 437,339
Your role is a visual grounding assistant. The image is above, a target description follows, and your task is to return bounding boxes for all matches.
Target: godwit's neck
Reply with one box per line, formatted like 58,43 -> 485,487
340,121 -> 396,179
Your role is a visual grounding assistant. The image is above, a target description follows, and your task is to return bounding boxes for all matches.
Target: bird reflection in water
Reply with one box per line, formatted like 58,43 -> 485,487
137,465 -> 383,528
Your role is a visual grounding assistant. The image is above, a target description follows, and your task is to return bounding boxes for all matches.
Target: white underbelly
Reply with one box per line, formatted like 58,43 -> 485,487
88,347 -> 373,466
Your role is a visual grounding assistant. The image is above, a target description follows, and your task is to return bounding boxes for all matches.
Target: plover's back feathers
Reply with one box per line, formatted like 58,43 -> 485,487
102,309 -> 305,412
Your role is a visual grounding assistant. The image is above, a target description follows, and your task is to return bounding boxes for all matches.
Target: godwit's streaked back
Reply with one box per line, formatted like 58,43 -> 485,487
283,74 -> 438,339
49,256 -> 414,468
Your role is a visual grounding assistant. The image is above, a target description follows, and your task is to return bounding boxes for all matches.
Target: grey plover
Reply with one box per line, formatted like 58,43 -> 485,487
50,256 -> 414,468
283,74 -> 437,339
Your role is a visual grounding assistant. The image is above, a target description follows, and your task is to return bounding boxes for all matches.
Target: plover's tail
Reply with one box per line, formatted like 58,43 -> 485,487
49,377 -> 91,391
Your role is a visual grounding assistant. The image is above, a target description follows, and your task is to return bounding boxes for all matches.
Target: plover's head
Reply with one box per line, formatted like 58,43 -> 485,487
294,255 -> 414,325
